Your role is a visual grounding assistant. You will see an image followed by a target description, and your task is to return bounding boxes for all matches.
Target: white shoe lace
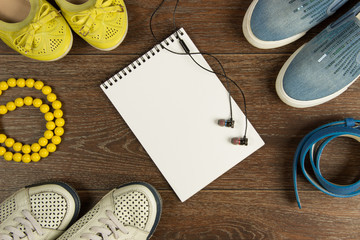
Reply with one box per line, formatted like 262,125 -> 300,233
80,210 -> 129,240
0,210 -> 44,240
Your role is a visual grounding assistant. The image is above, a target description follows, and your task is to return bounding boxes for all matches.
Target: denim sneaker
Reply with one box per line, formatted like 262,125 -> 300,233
57,182 -> 162,240
276,3 -> 360,108
0,182 -> 80,240
243,0 -> 349,49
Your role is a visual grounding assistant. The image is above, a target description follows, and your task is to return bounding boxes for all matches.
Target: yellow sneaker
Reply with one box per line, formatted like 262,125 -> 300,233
55,0 -> 128,51
0,0 -> 73,61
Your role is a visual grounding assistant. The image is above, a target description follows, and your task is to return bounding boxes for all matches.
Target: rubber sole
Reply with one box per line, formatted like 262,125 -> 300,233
242,0 -> 307,49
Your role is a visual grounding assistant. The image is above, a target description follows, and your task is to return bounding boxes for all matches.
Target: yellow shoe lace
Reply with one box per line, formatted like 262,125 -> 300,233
13,3 -> 60,54
71,0 -> 124,37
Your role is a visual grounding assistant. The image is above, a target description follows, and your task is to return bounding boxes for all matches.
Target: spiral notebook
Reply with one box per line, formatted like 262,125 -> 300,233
100,28 -> 264,202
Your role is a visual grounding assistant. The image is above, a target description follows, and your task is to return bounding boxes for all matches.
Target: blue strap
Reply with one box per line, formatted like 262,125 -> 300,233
293,118 -> 360,209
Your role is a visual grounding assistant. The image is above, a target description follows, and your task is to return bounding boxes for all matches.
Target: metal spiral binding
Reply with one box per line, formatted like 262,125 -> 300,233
102,28 -> 185,89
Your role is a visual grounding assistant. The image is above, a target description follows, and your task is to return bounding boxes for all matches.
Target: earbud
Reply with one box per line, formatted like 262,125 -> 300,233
231,137 -> 248,146
218,118 -> 234,128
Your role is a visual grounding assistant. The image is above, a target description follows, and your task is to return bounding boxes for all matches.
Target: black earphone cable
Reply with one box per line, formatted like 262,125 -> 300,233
150,0 -> 248,139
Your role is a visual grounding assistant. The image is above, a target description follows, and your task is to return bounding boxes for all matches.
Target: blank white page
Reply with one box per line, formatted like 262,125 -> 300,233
101,28 -> 264,202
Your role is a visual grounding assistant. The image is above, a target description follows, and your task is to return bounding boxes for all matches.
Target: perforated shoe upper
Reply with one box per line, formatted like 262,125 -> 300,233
56,0 -> 128,51
0,0 -> 73,61
0,182 -> 80,240
58,182 -> 162,240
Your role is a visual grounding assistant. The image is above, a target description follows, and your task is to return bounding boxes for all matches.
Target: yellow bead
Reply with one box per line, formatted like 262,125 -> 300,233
39,148 -> 49,158
0,90 -> 2,96
42,86 -> 52,95
5,138 -> 15,148
34,80 -> 44,90
52,100 -> 62,109
31,153 -> 41,162
52,136 -> 62,145
14,98 -> 24,107
44,112 -> 54,121
54,109 -> 63,118
7,78 -> 17,87
0,134 -> 7,143
46,143 -> 56,153
6,102 -> 16,111
38,137 -> 48,147
0,81 -> 8,91
13,153 -> 22,162
26,78 -> 35,88
46,121 -> 56,130
0,105 -> 7,115
16,78 -> 26,87
13,142 -> 23,152
4,152 -> 13,161
24,96 -> 33,106
54,127 -> 64,136
22,153 -> 31,163
31,143 -> 41,152
22,144 -> 31,154
55,118 -> 65,127
40,104 -> 50,113
0,147 -> 6,156
44,130 -> 54,139
47,93 -> 57,102
33,98 -> 42,108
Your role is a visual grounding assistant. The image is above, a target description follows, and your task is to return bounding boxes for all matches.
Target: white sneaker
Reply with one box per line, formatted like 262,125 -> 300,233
0,182 -> 80,240
58,182 -> 163,240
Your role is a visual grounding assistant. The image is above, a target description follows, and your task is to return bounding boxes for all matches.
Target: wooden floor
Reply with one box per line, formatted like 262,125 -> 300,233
1,0 -> 360,239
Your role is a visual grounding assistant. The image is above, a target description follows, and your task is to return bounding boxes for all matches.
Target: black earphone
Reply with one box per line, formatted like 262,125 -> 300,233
150,0 -> 248,146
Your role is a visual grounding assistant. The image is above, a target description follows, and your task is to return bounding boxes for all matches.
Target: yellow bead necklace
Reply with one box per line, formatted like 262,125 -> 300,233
0,78 -> 64,163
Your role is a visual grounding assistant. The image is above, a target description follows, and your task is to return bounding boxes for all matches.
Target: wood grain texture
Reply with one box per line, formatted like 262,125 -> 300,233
0,0 -> 360,239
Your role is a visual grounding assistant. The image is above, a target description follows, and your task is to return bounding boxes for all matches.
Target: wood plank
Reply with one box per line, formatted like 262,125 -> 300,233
0,0 -> 357,55
0,55 -> 359,193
